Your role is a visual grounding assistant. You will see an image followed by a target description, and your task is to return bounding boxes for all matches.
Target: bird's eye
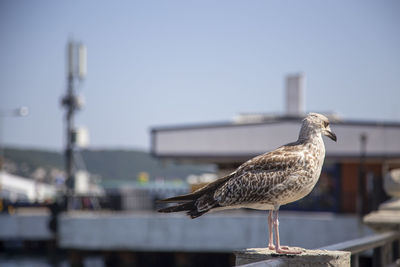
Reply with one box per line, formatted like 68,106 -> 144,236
324,121 -> 329,127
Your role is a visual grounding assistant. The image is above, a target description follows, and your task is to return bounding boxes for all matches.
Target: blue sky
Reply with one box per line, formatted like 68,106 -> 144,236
1,0 -> 399,151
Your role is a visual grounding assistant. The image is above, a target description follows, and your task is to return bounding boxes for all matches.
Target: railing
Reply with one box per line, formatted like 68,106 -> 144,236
236,231 -> 400,267
320,231 -> 400,267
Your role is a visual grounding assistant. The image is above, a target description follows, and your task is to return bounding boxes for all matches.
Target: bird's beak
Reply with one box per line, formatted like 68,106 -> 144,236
324,128 -> 337,142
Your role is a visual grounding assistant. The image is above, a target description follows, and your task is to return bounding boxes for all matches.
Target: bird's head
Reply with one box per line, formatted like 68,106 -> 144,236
301,113 -> 337,142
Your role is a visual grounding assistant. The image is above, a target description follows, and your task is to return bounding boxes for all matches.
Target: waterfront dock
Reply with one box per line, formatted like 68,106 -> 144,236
0,209 -> 371,252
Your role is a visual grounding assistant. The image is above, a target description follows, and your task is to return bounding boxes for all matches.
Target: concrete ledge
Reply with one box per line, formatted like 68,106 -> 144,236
0,211 -> 53,240
235,248 -> 350,267
58,211 -> 370,252
0,210 -> 371,253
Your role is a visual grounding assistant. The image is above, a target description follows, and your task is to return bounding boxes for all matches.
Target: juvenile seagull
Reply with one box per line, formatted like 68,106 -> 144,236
158,113 -> 337,254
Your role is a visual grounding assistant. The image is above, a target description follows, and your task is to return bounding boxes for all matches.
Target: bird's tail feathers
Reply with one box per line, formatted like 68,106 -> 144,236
157,193 -> 197,203
157,174 -> 232,204
158,197 -> 220,219
158,174 -> 231,218
158,201 -> 208,219
187,209 -> 209,219
158,202 -> 194,213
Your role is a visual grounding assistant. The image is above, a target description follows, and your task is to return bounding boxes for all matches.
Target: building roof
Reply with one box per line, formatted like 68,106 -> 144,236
151,115 -> 400,164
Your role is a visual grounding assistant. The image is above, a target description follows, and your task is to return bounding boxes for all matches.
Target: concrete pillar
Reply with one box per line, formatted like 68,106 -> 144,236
363,168 -> 400,233
363,168 -> 400,264
235,248 -> 350,266
363,199 -> 400,231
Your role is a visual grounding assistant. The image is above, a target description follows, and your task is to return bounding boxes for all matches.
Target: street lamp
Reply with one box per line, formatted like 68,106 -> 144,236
0,106 -> 29,117
0,106 -> 29,170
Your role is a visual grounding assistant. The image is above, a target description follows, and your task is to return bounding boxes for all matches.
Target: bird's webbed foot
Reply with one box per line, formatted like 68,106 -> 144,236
275,246 -> 302,254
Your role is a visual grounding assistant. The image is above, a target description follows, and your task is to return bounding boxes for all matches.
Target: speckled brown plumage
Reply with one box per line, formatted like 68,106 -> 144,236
159,113 -> 337,218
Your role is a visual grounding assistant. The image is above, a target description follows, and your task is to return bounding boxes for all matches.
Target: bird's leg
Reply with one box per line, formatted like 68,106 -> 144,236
267,210 -> 275,250
269,208 -> 288,250
273,209 -> 301,254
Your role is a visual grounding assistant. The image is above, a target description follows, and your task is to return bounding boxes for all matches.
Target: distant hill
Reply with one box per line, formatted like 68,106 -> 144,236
3,148 -> 64,178
3,147 -> 215,184
79,149 -> 214,181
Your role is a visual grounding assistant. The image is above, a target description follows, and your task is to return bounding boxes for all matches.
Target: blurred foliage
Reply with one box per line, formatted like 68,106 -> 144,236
3,147 -> 215,181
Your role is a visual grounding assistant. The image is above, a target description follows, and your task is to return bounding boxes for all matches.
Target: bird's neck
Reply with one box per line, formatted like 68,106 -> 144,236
298,126 -> 326,161
298,125 -> 322,144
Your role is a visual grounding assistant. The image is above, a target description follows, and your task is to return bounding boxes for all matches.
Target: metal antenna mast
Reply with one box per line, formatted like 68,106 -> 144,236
61,39 -> 87,208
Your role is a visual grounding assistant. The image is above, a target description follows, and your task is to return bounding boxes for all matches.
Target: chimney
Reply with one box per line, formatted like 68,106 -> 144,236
285,73 -> 305,116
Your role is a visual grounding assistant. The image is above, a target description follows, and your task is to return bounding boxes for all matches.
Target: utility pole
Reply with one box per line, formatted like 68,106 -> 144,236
61,39 -> 86,209
357,133 -> 367,217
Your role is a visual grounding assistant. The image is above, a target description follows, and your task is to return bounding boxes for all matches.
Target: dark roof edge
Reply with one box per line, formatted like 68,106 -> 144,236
152,152 -> 400,161
151,116 -> 400,132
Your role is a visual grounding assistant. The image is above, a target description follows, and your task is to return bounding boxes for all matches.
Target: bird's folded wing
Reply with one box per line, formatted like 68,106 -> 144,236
214,147 -> 306,206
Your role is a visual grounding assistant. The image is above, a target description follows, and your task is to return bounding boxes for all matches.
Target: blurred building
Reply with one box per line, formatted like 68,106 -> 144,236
0,171 -> 56,203
151,74 -> 400,214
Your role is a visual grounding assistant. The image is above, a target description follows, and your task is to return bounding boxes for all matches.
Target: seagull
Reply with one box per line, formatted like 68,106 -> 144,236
158,113 -> 337,254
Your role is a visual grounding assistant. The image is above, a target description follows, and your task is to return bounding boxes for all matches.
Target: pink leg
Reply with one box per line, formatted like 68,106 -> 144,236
273,209 -> 301,254
267,211 -> 275,250
268,210 -> 288,250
